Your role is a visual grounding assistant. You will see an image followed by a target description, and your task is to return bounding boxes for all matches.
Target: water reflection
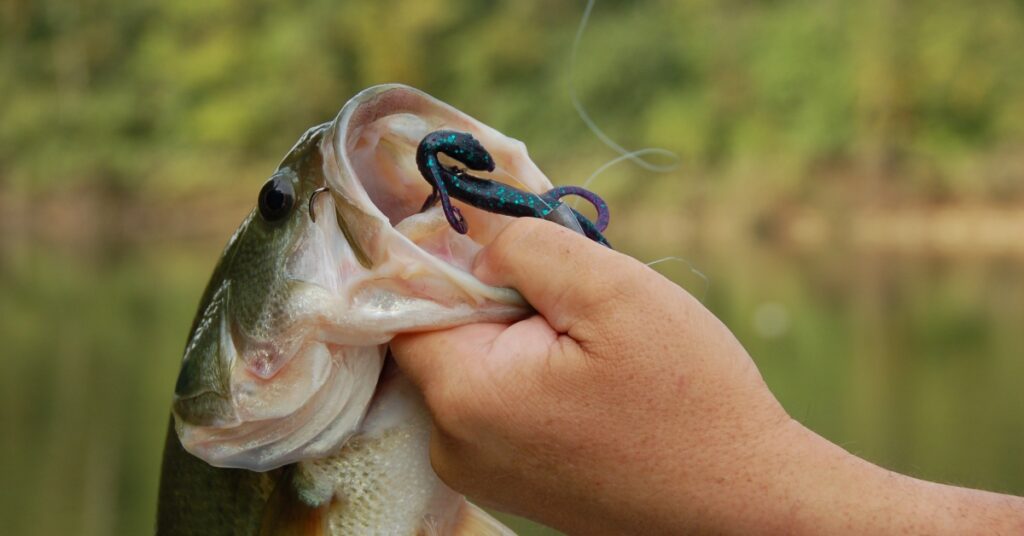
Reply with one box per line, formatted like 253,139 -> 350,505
644,242 -> 1024,494
1,237 -> 1021,535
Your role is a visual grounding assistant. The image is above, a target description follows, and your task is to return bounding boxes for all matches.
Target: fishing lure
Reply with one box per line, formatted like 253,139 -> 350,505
417,130 -> 611,246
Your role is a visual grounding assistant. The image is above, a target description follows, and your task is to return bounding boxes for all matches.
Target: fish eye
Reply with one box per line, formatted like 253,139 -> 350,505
258,175 -> 295,222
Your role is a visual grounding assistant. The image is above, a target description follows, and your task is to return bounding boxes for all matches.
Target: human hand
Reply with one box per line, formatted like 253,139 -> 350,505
393,219 -> 1024,535
392,218 -> 792,534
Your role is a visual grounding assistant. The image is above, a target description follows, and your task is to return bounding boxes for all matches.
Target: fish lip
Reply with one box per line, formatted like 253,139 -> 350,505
324,83 -> 548,308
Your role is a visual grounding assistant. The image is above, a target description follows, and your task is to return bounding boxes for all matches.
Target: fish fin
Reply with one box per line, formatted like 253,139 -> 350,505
447,501 -> 517,536
259,466 -> 330,536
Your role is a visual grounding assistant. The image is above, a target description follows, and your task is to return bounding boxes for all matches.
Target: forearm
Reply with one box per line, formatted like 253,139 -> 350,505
712,420 -> 1024,535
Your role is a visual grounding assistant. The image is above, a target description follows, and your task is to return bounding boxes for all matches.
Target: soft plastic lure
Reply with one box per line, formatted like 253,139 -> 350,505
417,130 -> 611,246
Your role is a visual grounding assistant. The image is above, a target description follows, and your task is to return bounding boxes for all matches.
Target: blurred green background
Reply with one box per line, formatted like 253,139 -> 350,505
2,0 -> 1023,534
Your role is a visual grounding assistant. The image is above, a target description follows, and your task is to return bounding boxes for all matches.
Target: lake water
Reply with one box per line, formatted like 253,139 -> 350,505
1,232 -> 1021,535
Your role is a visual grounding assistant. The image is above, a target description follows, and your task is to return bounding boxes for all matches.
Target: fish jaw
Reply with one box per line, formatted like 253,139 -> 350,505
173,84 -> 557,473
324,84 -> 555,309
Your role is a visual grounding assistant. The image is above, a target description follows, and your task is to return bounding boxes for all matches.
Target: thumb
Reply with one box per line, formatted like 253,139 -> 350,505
471,218 -> 648,337
390,323 -> 505,396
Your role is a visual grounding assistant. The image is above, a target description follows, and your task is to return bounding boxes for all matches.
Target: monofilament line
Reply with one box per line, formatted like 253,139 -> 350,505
569,0 -> 680,175
646,256 -> 711,301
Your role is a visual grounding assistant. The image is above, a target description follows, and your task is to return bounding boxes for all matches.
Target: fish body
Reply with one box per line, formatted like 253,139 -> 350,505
157,85 -> 562,535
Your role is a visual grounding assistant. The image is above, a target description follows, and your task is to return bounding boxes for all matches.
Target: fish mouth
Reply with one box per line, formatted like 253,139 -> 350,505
322,84 -> 553,305
174,85 -> 554,472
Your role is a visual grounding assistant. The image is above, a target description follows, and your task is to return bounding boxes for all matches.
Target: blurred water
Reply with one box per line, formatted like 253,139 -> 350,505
1,235 -> 1021,535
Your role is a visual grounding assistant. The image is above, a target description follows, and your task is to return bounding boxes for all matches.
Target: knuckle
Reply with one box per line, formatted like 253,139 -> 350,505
486,219 -> 545,262
497,217 -> 549,247
495,218 -> 574,259
476,218 -> 568,286
568,260 -> 654,345
574,257 -> 644,311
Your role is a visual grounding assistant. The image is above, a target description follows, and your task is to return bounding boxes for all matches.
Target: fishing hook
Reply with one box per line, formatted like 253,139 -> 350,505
308,186 -> 330,222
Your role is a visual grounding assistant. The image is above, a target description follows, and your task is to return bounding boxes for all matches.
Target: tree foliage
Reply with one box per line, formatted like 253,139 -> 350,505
2,0 -> 1022,201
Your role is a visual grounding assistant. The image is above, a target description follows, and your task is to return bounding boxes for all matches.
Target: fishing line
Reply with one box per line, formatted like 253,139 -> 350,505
568,1 -> 714,298
580,148 -> 679,191
569,0 -> 680,175
570,147 -> 677,209
646,256 -> 711,302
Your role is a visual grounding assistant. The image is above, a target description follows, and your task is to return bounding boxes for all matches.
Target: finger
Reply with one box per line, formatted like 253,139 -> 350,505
391,315 -> 563,393
391,323 -> 505,394
472,218 -> 648,335
392,322 -> 530,446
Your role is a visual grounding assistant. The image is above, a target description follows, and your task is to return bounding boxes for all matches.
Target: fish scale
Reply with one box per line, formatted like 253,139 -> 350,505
295,379 -> 451,534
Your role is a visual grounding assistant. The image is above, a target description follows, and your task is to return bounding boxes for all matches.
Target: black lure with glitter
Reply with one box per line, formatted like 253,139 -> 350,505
416,130 -> 611,246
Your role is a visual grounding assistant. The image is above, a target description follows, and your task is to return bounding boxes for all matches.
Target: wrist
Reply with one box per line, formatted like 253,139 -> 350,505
734,419 -> 1024,535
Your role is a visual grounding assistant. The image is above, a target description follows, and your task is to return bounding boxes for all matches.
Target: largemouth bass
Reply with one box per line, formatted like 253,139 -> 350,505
157,84 -> 564,535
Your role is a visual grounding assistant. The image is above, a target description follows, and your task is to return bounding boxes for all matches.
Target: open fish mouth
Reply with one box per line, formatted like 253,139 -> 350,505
173,85 -> 557,471
321,84 -> 564,296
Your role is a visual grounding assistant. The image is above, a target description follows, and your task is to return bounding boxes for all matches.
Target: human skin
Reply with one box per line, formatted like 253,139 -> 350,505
391,219 -> 1024,535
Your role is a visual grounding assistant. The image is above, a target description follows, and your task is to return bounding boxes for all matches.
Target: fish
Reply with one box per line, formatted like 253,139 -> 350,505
155,84 -> 569,535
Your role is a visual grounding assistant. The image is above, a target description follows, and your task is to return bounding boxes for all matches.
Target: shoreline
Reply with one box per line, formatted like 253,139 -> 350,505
2,189 -> 1023,257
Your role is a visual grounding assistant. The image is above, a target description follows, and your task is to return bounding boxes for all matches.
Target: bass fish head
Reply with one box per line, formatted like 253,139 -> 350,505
172,84 -> 556,472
